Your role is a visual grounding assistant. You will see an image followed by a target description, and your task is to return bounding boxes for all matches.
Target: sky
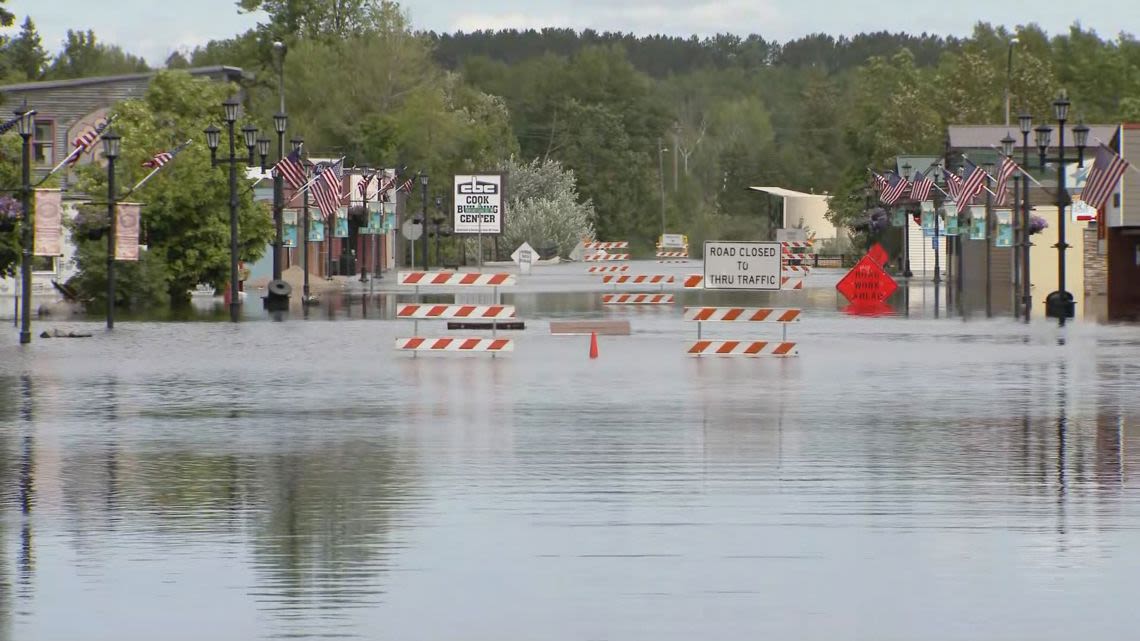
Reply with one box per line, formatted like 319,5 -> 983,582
11,0 -> 1134,67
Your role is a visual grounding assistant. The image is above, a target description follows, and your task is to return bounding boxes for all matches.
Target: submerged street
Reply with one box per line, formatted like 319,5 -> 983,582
2,263 -> 1139,640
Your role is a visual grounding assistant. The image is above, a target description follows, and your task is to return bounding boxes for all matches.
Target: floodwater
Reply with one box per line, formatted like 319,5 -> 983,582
2,261 -> 1140,641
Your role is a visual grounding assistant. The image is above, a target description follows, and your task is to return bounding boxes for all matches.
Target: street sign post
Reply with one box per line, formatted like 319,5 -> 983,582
511,241 -> 537,275
702,240 -> 782,291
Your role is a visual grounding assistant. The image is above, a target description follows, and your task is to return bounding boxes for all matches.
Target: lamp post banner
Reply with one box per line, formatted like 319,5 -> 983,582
334,208 -> 349,238
115,202 -> 141,261
453,173 -> 504,234
33,188 -> 62,257
994,209 -> 1014,247
969,204 -> 987,241
891,208 -> 906,227
943,205 -> 959,237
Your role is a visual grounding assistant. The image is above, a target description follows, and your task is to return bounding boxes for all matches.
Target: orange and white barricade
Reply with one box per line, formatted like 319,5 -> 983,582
397,304 -> 516,319
684,305 -> 801,357
603,293 -> 674,305
396,271 -> 517,355
588,265 -> 630,273
583,241 -> 629,250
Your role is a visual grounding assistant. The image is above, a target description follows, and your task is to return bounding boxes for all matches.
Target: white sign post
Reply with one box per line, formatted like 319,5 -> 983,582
511,241 -> 537,275
703,241 -> 782,290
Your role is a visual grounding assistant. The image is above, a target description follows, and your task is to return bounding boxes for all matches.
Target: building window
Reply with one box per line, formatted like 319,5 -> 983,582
33,120 -> 53,167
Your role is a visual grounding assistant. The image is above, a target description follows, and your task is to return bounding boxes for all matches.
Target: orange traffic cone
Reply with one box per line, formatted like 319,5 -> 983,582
589,332 -> 599,359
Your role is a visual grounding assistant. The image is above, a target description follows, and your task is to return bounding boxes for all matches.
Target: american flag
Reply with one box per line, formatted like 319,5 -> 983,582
942,168 -> 963,201
880,171 -> 909,205
142,140 -> 190,169
357,172 -> 374,199
272,148 -> 306,190
398,174 -> 417,194
994,156 -> 1018,206
955,159 -> 988,214
1081,144 -> 1131,210
311,159 -> 343,218
910,168 -> 934,202
68,118 -> 111,165
871,170 -> 889,192
375,173 -> 396,199
0,113 -> 22,136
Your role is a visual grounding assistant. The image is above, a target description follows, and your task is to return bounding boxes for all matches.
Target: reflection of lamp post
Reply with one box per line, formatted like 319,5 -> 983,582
292,137 -> 311,301
900,162 -> 913,278
204,98 -> 264,323
1001,133 -> 1017,318
102,129 -> 121,330
14,103 -> 35,344
419,173 -> 429,270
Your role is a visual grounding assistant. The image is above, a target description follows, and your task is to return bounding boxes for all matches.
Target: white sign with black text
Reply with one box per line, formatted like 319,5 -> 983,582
702,241 -> 782,290
454,173 -> 504,234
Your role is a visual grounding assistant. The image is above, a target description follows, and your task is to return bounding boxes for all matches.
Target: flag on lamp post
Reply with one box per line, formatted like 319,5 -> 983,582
1081,144 -> 1130,211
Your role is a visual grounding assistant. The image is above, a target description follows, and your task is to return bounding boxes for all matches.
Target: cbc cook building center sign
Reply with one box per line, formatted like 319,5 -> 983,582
453,174 -> 505,234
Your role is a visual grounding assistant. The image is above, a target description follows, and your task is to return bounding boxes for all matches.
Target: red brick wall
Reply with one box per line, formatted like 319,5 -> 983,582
1107,227 -> 1140,320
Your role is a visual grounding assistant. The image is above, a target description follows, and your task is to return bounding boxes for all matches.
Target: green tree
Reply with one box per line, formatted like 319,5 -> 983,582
0,135 -> 21,276
7,17 -> 48,80
238,0 -> 406,40
46,29 -> 149,79
69,70 -> 273,307
495,156 -> 594,256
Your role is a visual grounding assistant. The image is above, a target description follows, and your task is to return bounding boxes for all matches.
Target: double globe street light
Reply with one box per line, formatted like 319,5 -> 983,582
204,97 -> 267,323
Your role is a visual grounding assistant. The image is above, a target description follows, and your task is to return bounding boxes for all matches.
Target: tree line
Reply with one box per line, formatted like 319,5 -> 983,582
2,0 -> 1140,303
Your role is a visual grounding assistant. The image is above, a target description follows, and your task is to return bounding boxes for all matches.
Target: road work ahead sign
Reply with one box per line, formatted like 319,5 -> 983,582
454,174 -> 504,234
703,241 -> 782,290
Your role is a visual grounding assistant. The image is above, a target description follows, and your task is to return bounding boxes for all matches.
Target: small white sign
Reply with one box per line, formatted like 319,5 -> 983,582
512,242 -> 537,274
660,233 -> 687,248
702,241 -> 782,290
454,173 -> 504,234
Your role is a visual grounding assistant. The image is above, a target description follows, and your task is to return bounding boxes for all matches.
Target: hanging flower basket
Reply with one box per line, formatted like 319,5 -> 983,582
0,195 -> 21,231
1028,215 -> 1048,235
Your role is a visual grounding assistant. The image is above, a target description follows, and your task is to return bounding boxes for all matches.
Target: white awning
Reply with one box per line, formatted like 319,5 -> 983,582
748,186 -> 825,198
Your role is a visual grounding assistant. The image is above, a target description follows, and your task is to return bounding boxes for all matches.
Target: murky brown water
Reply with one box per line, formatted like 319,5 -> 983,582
2,262 -> 1139,640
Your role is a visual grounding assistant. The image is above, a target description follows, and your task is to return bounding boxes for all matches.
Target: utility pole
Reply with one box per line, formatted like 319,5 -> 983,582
672,123 -> 680,192
658,138 -> 667,237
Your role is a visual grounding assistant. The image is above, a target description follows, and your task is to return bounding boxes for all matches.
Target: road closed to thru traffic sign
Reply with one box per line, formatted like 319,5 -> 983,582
702,241 -> 782,290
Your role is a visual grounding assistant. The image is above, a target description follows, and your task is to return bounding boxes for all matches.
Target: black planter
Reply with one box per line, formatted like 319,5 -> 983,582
0,219 -> 15,232
85,228 -> 105,241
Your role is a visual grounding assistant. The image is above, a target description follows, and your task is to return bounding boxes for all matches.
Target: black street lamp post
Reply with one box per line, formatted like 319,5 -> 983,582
204,98 -> 264,323
419,173 -> 429,271
433,196 -> 444,267
1032,92 -> 1087,326
291,138 -> 311,301
1001,133 -> 1018,319
900,162 -> 913,277
272,112 -> 286,283
1019,112 -> 1033,322
14,104 -> 34,344
102,129 -> 121,330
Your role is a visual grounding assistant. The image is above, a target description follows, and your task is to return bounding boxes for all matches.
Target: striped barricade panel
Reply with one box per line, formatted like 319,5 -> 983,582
588,265 -> 631,273
395,337 -> 514,352
780,241 -> 814,255
686,340 -> 798,357
583,241 -> 629,250
683,307 -> 801,323
781,265 -> 812,274
655,250 -> 690,258
583,253 -> 631,262
398,271 -> 516,286
682,275 -> 805,290
397,304 -> 516,319
602,294 -> 675,305
601,274 -> 676,285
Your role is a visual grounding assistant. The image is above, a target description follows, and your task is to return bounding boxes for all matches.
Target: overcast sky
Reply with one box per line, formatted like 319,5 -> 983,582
10,0 -> 1132,67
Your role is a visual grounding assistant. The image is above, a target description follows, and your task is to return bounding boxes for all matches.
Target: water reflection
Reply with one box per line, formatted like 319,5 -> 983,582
2,278 -> 1140,639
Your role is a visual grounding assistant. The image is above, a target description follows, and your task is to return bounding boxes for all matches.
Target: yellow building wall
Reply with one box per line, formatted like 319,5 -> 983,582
1027,205 -> 1087,313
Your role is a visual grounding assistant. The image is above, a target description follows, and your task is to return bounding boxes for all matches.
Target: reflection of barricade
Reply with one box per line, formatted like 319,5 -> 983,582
682,275 -> 805,290
684,306 -> 801,357
603,294 -> 674,305
583,253 -> 630,262
587,265 -> 630,273
602,275 -> 675,286
395,271 -> 516,355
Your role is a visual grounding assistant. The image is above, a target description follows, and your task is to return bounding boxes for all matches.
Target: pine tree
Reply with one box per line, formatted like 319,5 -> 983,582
8,16 -> 48,80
